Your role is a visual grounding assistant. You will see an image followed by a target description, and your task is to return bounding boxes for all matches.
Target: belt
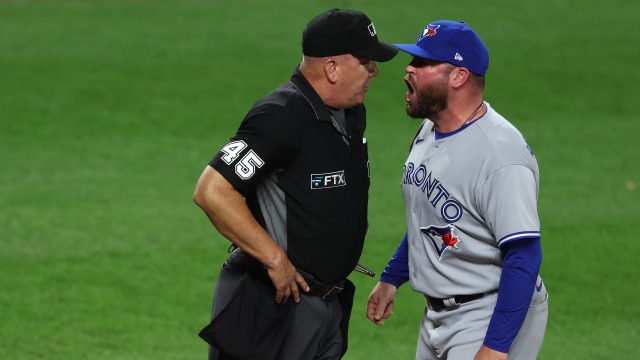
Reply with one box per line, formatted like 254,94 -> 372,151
223,248 -> 346,300
297,269 -> 345,300
426,291 -> 497,312
240,257 -> 345,301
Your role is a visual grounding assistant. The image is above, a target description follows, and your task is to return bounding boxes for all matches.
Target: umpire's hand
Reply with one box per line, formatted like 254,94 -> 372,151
266,250 -> 310,304
193,166 -> 309,304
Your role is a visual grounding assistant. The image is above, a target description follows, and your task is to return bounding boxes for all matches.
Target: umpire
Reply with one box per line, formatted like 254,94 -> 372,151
193,8 -> 397,360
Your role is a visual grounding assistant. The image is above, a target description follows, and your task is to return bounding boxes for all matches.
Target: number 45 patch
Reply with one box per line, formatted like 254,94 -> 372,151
220,140 -> 265,180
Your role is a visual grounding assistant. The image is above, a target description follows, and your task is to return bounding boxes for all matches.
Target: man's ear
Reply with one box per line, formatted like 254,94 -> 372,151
450,67 -> 470,89
324,58 -> 338,84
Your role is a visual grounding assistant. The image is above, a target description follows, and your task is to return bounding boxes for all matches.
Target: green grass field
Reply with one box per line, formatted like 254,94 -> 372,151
1,0 -> 639,359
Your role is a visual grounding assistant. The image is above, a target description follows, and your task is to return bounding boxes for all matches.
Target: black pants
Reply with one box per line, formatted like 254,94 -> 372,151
201,264 -> 354,360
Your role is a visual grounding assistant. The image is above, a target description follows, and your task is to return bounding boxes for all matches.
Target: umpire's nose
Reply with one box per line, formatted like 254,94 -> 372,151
366,60 -> 379,77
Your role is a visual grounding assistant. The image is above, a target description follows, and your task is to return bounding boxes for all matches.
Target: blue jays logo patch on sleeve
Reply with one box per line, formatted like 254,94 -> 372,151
420,224 -> 461,260
310,170 -> 346,189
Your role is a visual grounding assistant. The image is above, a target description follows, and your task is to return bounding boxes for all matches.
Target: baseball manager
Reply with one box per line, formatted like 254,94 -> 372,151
367,20 -> 548,360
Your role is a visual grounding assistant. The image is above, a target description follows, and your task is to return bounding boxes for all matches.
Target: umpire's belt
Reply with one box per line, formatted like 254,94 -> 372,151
426,291 -> 497,312
248,265 -> 345,300
226,250 -> 345,301
297,268 -> 346,300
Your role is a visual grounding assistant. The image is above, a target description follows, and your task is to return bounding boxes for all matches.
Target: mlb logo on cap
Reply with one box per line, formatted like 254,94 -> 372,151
394,20 -> 489,75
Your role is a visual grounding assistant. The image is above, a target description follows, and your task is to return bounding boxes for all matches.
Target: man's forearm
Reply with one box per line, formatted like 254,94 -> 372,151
193,166 -> 285,267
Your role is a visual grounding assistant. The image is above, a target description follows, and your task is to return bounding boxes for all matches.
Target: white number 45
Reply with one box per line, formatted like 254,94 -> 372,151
220,140 -> 265,180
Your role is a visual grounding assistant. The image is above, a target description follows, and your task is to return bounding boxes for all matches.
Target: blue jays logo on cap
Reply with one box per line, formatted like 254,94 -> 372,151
393,20 -> 489,75
419,24 -> 440,40
420,224 -> 461,260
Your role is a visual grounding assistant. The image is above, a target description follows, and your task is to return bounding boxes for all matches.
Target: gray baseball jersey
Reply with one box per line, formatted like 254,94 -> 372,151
402,102 -> 540,298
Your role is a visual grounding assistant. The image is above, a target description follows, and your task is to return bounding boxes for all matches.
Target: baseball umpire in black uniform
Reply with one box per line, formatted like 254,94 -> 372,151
193,8 -> 397,360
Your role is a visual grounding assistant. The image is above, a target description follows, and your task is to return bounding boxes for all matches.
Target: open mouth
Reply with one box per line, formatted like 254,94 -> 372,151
404,74 -> 415,103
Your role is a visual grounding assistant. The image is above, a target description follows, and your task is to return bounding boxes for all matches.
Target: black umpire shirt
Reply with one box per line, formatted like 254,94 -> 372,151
209,67 -> 370,284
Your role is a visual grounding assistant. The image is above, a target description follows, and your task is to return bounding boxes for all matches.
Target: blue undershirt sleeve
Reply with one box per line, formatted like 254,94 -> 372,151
379,232 -> 410,288
484,237 -> 542,353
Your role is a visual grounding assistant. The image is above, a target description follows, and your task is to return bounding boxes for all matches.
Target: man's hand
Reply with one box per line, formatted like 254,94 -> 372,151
265,251 -> 309,304
474,345 -> 508,360
366,281 -> 397,325
193,166 -> 309,304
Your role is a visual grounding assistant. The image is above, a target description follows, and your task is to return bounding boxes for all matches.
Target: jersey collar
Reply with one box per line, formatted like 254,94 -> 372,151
434,106 -> 487,140
434,121 -> 475,140
289,67 -> 333,122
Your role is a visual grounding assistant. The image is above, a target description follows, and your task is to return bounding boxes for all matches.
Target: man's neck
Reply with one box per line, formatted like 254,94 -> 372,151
433,97 -> 484,133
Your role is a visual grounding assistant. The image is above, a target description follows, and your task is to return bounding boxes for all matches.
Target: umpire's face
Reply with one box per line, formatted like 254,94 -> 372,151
333,54 -> 379,108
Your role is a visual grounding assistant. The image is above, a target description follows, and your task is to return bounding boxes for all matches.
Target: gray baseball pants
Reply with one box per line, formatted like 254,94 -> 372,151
416,284 -> 548,360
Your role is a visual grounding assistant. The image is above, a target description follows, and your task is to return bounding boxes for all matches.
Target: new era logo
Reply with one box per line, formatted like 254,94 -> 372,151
454,53 -> 463,61
310,170 -> 346,189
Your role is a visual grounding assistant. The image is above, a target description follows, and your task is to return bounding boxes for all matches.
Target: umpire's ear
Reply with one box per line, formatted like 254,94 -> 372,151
324,58 -> 339,84
449,66 -> 471,89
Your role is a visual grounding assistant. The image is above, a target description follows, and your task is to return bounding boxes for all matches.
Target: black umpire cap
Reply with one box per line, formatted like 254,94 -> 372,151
302,9 -> 398,62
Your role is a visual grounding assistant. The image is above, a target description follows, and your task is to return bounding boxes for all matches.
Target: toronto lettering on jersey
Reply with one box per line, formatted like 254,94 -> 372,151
402,162 -> 463,223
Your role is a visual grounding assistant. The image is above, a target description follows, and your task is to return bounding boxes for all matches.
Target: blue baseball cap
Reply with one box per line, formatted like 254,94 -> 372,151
394,20 -> 489,75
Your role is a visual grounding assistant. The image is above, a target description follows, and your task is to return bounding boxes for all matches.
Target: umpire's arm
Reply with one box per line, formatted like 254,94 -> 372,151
193,165 -> 308,303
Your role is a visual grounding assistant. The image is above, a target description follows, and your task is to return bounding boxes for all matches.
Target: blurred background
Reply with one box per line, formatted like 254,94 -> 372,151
1,0 -> 638,358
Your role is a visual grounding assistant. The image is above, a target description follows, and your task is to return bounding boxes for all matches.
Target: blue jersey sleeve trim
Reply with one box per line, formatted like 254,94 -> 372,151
497,231 -> 540,247
484,237 -> 542,353
380,232 -> 410,288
